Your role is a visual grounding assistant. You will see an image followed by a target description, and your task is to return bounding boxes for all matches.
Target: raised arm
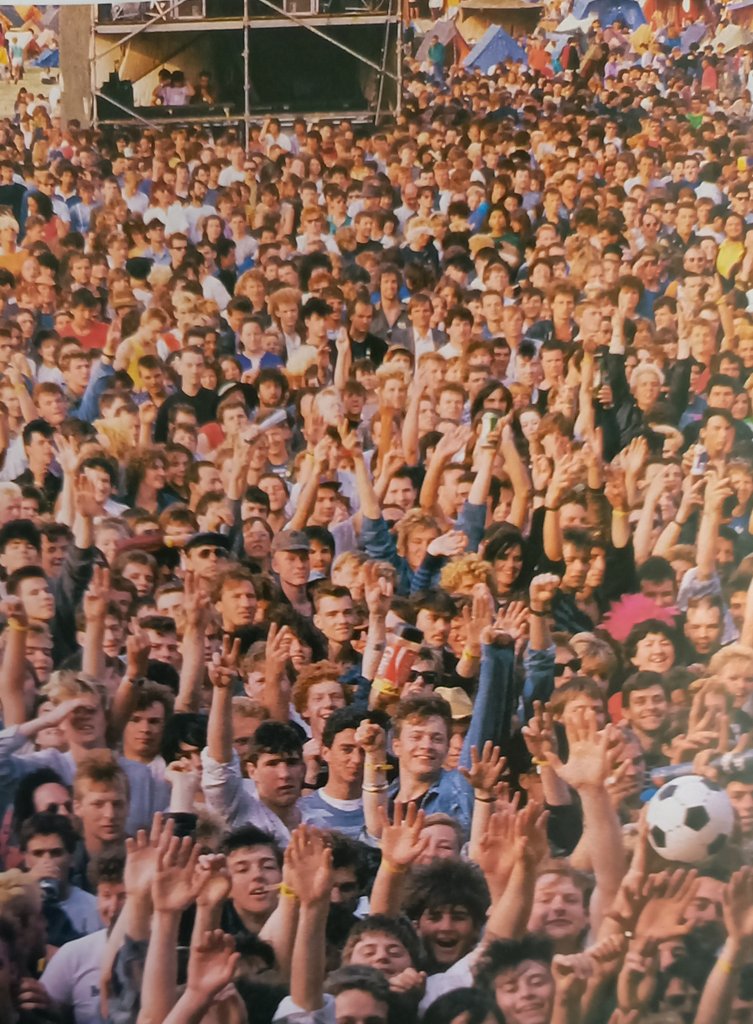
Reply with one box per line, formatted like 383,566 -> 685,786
206,637 -> 240,764
0,598 -> 29,726
694,869 -> 753,1024
500,423 -> 532,530
544,708 -> 626,932
419,425 -> 471,514
80,565 -> 109,683
175,572 -> 210,714
356,720 -> 389,839
401,372 -> 425,467
137,832 -> 201,1024
288,826 -> 333,1013
696,474 -> 733,582
370,803 -> 428,917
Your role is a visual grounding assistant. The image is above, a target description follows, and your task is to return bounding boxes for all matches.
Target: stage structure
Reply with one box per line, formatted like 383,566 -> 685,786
89,0 -> 402,133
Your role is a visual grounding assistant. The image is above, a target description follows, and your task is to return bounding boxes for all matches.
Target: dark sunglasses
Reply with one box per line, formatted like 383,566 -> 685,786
408,669 -> 438,687
42,801 -> 74,815
554,658 -> 581,678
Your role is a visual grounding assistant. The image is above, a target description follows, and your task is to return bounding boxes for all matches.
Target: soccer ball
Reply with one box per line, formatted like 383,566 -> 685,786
646,774 -> 735,864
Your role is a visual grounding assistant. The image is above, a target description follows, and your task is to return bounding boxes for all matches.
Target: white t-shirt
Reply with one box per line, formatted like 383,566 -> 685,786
61,886 -> 102,936
41,928 -> 108,1024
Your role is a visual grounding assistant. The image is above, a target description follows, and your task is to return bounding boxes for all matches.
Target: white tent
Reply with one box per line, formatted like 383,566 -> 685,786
553,12 -> 594,32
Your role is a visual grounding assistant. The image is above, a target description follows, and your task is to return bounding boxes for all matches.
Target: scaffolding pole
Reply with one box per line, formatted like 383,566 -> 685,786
373,0 -> 392,122
243,0 -> 250,145
253,0 -> 399,79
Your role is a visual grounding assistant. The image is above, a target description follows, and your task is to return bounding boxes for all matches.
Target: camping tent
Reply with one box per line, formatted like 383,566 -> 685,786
552,11 -> 593,32
680,21 -> 709,51
573,0 -> 645,30
416,17 -> 470,62
463,24 -> 527,70
713,22 -> 753,50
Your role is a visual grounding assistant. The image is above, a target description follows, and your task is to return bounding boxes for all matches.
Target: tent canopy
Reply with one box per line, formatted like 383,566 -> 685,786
714,22 -> 753,49
416,17 -> 470,61
573,0 -> 645,29
463,24 -> 527,69
553,12 -> 593,32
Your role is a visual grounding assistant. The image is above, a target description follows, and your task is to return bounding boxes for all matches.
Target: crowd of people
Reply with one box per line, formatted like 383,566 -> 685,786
0,11 -> 753,1024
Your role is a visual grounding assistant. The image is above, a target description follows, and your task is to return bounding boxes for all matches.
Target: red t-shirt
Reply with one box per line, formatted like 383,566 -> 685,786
69,321 -> 109,351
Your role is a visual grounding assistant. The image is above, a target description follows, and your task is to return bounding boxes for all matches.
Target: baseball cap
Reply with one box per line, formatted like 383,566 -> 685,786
271,530 -> 310,554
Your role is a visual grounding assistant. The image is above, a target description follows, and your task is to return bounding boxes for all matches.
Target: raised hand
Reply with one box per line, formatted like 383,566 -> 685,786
552,951 -> 594,1004
522,701 -> 558,763
459,742 -> 505,800
186,930 -> 240,1003
434,424 -> 472,461
74,474 -> 102,519
378,802 -> 428,870
363,561 -> 394,619
83,564 -> 111,623
634,869 -> 699,941
427,529 -> 468,559
355,720 -> 387,757
183,569 -> 210,630
723,867 -> 753,946
544,707 -> 610,791
195,853 -> 232,910
0,595 -> 27,628
124,812 -> 173,900
125,629 -> 150,681
529,573 -> 560,614
484,601 -> 529,645
208,635 -> 241,689
54,433 -> 80,477
463,583 -> 494,652
286,825 -> 333,905
152,832 -> 202,914
616,937 -> 658,1014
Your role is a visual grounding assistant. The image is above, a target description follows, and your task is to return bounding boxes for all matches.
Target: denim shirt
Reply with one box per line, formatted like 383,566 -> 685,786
387,643 -> 516,838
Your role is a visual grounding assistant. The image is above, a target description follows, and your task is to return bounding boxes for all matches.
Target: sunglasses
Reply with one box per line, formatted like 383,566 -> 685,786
408,669 -> 438,687
554,658 -> 581,677
42,801 -> 74,815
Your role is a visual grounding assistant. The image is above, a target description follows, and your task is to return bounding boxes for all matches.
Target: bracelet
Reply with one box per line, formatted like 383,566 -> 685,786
6,621 -> 27,632
371,763 -> 392,772
302,782 -> 318,790
544,504 -> 561,512
530,608 -> 549,617
462,648 -> 480,660
718,959 -> 737,975
531,757 -> 548,766
279,882 -> 298,900
363,783 -> 389,793
474,795 -> 496,803
674,519 -> 686,528
381,859 -> 407,874
612,509 -> 629,517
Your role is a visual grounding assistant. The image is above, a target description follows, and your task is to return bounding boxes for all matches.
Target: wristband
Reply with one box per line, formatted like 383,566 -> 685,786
531,757 -> 548,766
462,649 -> 480,660
612,509 -> 629,517
474,795 -> 496,803
718,959 -> 737,974
381,859 -> 407,874
530,608 -> 549,617
363,783 -> 389,793
544,504 -> 562,512
7,621 -> 27,632
279,882 -> 298,900
371,763 -> 392,772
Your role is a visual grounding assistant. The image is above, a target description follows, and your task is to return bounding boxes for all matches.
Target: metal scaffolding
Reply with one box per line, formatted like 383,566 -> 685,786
90,0 -> 402,135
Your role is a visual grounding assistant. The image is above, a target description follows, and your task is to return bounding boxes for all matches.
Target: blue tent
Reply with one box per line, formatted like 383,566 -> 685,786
573,0 -> 645,28
31,48 -> 58,67
463,26 -> 527,71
